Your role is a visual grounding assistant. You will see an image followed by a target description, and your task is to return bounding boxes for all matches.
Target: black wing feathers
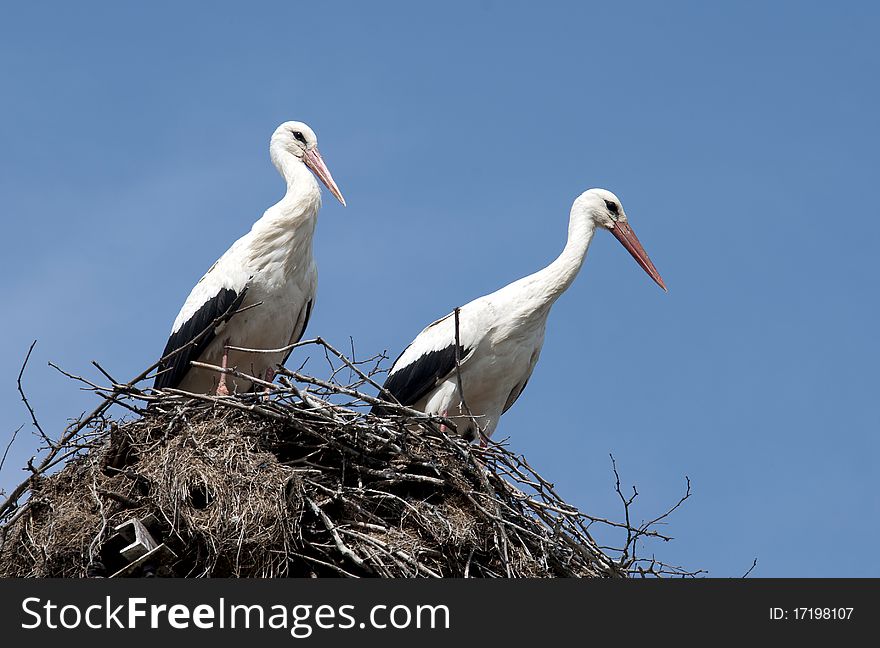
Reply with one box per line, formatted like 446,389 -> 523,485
502,377 -> 529,414
280,299 -> 313,367
153,287 -> 247,392
371,343 -> 464,415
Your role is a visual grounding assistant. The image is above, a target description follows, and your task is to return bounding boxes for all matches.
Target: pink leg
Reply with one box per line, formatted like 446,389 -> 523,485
216,341 -> 230,396
439,409 -> 448,434
261,367 -> 275,399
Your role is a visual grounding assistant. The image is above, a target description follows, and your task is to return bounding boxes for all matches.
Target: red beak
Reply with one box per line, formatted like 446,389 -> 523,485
609,220 -> 667,292
304,148 -> 346,206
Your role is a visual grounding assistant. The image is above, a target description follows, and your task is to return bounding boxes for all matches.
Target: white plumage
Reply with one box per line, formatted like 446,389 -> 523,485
373,189 -> 666,443
154,121 -> 345,396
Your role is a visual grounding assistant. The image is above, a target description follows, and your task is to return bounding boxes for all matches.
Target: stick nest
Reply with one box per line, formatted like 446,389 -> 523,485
0,339 -> 694,578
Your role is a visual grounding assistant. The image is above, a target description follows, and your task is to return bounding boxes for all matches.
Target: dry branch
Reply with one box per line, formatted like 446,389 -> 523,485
0,338 -> 698,578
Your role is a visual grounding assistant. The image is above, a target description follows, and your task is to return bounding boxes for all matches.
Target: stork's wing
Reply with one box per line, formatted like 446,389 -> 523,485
501,347 -> 541,414
372,309 -> 477,415
279,298 -> 313,367
502,377 -> 530,414
153,286 -> 248,392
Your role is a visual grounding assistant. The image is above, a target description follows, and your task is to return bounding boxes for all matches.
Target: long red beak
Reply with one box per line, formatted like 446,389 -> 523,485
304,148 -> 346,206
609,220 -> 667,292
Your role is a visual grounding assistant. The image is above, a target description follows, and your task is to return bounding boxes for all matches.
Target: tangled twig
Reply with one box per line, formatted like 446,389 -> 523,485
0,338 -> 697,578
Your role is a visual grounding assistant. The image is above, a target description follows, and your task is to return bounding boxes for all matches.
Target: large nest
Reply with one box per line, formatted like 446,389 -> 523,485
0,339 -> 694,578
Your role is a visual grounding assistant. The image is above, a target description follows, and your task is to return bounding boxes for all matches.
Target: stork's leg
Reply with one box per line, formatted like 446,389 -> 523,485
439,409 -> 449,434
216,340 -> 231,396
262,366 -> 276,399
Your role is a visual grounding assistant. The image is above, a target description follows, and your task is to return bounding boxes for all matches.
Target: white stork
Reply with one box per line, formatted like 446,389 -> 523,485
372,189 -> 665,443
153,121 -> 345,397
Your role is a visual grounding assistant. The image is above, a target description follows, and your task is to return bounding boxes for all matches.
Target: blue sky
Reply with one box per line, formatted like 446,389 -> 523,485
1,2 -> 877,577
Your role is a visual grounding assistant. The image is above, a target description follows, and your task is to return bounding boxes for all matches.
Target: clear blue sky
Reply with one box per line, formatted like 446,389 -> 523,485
1,2 -> 877,577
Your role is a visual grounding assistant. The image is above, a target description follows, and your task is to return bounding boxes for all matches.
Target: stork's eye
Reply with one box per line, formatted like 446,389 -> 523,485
605,200 -> 619,215
292,131 -> 307,144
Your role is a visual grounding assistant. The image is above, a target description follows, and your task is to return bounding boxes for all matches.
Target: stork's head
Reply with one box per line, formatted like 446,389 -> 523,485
574,188 -> 666,291
271,121 -> 346,206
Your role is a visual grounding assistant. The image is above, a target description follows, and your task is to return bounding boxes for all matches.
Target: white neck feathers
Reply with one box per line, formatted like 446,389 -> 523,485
246,147 -> 321,274
516,206 -> 596,309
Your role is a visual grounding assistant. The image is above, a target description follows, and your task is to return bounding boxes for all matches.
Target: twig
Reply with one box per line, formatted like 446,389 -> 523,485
0,297 -> 250,522
610,454 -> 636,564
0,332 -> 697,579
278,366 -> 458,431
638,475 -> 691,534
306,497 -> 373,573
17,341 -> 52,447
0,425 -> 24,476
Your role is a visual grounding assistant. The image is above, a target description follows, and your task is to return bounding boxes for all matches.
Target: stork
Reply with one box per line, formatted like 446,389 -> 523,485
372,189 -> 665,443
153,121 -> 345,397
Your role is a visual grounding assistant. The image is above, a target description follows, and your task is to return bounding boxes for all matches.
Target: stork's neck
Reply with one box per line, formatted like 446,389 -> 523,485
521,209 -> 596,308
246,147 -> 321,274
264,146 -> 322,220
271,146 -> 318,194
